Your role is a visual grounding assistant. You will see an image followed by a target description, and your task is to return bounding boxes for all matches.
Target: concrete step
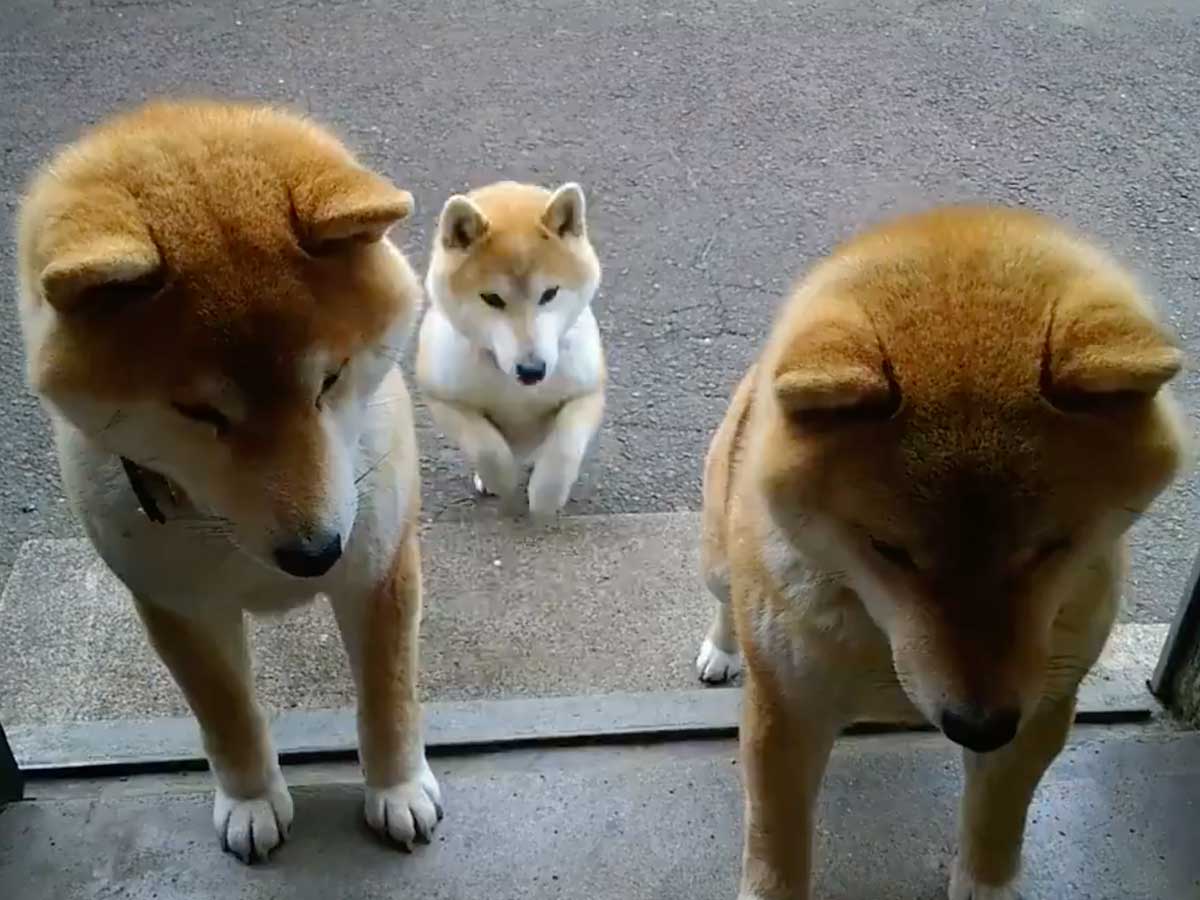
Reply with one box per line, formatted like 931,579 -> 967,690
0,513 -> 1171,732
5,726 -> 1199,900
0,513 -> 705,727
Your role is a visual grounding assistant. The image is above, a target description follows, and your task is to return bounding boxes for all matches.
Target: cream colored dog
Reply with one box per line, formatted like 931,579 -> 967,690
417,181 -> 604,518
16,101 -> 440,862
696,206 -> 1185,899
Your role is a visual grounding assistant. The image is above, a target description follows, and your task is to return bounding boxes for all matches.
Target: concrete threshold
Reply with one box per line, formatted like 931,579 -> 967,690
11,662 -> 1163,775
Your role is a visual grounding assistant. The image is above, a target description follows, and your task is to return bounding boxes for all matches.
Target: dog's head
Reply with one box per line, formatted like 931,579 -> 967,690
17,101 -> 421,578
425,181 -> 600,386
756,207 -> 1185,752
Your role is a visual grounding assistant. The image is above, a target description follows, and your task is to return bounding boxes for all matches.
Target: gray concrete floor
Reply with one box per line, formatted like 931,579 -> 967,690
0,515 -> 712,724
3,725 -> 1198,899
1,0 -> 1198,626
0,518 -> 1170,728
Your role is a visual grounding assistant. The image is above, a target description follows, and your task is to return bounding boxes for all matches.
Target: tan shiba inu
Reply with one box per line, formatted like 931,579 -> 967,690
16,101 -> 441,862
696,206 -> 1186,899
417,181 -> 604,519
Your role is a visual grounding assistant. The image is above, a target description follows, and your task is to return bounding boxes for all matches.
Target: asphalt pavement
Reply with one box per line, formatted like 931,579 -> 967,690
1,0 -> 1197,623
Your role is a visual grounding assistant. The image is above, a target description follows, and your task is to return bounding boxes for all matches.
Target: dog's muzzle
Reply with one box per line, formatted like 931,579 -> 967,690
274,532 -> 343,578
940,706 -> 1020,753
515,357 -> 547,386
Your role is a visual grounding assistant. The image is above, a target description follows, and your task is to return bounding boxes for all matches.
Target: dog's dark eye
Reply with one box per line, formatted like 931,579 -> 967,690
316,360 -> 348,408
320,362 -> 346,395
539,286 -> 559,305
173,402 -> 230,436
870,537 -> 917,571
481,292 -> 506,309
1035,537 -> 1071,564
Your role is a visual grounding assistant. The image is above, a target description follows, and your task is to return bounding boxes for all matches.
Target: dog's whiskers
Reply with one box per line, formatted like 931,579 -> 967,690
369,343 -> 407,366
355,449 -> 394,486
173,513 -> 236,538
178,521 -> 234,534
101,409 -> 126,433
367,393 -> 407,408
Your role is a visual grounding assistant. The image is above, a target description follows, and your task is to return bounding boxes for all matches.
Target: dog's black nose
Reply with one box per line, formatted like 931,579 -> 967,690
515,359 -> 547,385
274,532 -> 343,578
940,706 -> 1020,753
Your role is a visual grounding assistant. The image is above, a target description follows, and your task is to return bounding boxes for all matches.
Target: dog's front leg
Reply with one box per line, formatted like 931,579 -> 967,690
331,526 -> 442,850
527,390 -> 604,520
134,599 -> 292,863
738,666 -> 840,900
949,695 -> 1075,900
424,397 -> 518,502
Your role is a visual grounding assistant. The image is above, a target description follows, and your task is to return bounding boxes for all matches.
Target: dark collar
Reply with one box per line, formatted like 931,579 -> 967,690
120,457 -> 173,524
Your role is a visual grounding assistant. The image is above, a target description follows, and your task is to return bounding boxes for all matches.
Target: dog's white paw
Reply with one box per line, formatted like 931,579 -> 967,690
696,637 -> 742,684
475,447 -> 518,501
364,760 -> 443,850
948,858 -> 1019,900
212,778 -> 294,863
527,471 -> 572,520
471,472 -> 493,496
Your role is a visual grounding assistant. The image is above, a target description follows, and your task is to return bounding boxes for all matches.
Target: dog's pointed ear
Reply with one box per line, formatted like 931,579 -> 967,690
541,182 -> 586,238
439,195 -> 489,251
772,301 -> 900,422
34,188 -> 164,314
1041,279 -> 1182,412
292,166 -> 413,253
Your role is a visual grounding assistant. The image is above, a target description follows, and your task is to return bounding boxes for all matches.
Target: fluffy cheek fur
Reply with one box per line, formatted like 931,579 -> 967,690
771,488 -> 1130,728
428,260 -> 596,382
878,589 -> 1053,727
484,317 -> 521,377
520,284 -> 596,378
205,346 -> 403,561
38,338 -> 404,566
759,456 -> 1057,727
528,299 -> 577,378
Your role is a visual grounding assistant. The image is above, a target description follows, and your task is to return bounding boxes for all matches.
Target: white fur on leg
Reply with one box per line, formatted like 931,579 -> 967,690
527,450 -> 578,521
527,470 -> 571,522
527,392 -> 601,521
948,856 -> 1019,900
696,637 -> 742,683
472,471 -> 492,496
212,771 -> 294,864
364,758 -> 444,850
474,443 -> 518,501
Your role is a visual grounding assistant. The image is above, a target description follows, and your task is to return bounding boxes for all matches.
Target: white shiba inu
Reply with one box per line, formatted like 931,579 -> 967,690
417,181 -> 604,519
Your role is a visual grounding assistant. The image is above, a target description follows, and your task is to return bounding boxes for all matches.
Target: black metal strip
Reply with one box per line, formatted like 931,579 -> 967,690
12,702 -> 1151,783
1150,550 -> 1200,703
0,721 -> 24,802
